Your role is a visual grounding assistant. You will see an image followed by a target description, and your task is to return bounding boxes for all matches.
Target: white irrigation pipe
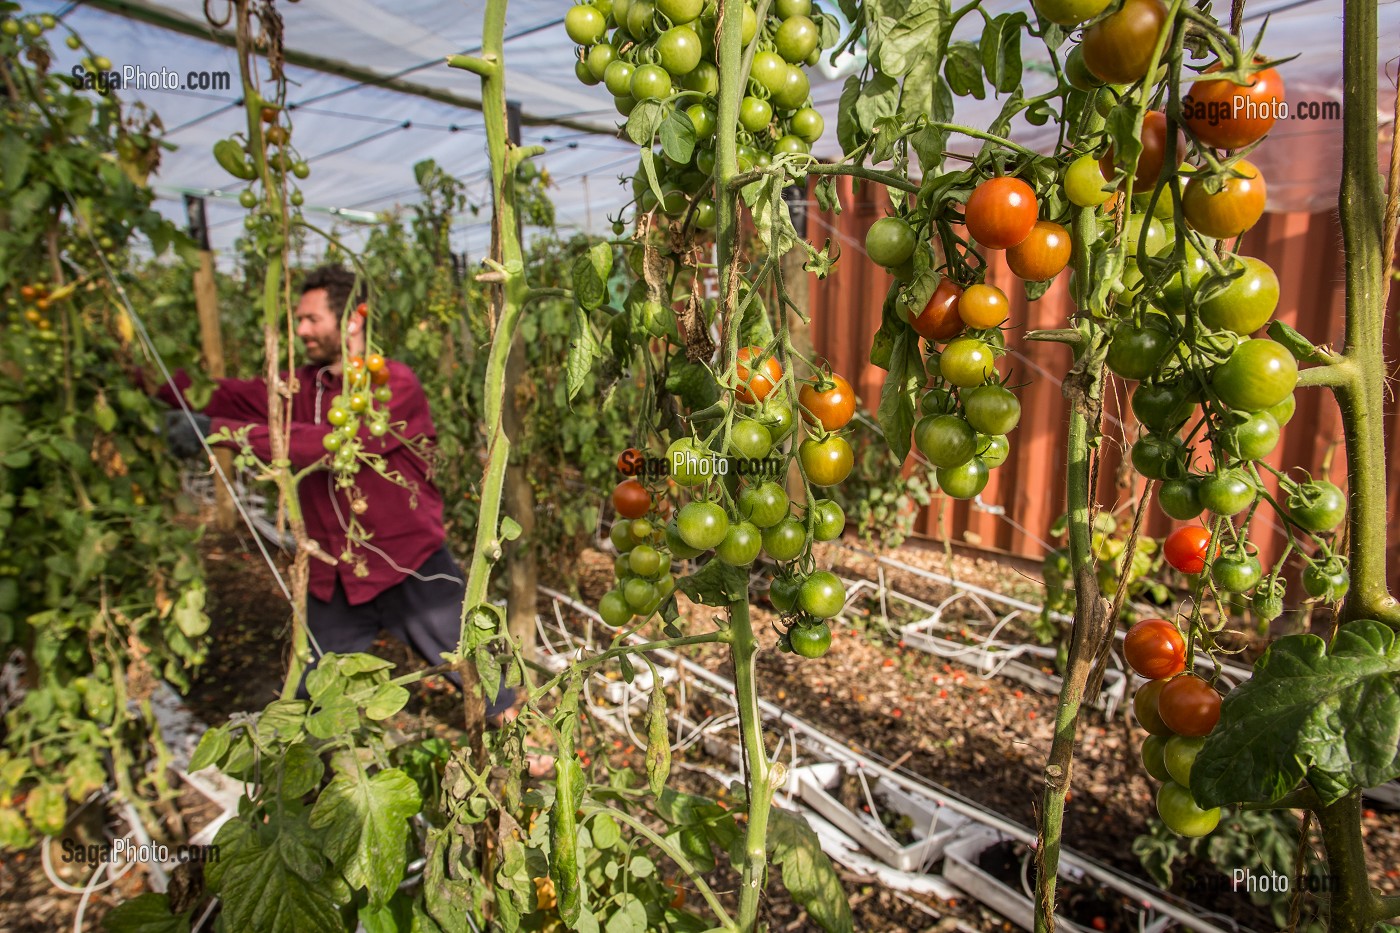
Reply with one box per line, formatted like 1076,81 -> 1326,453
535,587 -> 1236,933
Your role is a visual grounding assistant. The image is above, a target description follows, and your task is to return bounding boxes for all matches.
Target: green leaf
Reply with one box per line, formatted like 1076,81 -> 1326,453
500,515 -> 523,542
877,0 -> 949,77
189,727 -> 230,772
475,646 -> 502,704
566,301 -> 605,403
0,132 -> 32,191
604,893 -> 648,933
980,13 -> 1027,94
768,808 -> 854,933
279,743 -> 325,799
172,584 -> 209,638
364,682 -> 410,721
1266,320 -> 1324,362
625,102 -> 666,146
101,893 -> 191,933
836,75 -> 862,155
336,654 -> 396,676
645,683 -> 671,795
25,781 -> 66,835
854,74 -> 901,138
877,329 -> 920,462
588,241 -> 613,283
944,42 -> 985,99
1192,619 -> 1400,808
674,560 -> 749,606
638,149 -> 668,220
309,767 -> 423,908
592,813 -> 621,849
358,892 -> 414,933
206,816 -> 343,933
659,109 -> 697,165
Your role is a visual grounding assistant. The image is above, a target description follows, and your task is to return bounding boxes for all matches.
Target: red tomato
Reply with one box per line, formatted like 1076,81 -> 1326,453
1099,111 -> 1176,191
611,478 -> 652,519
1081,0 -> 1167,85
1157,675 -> 1221,736
911,278 -> 965,342
964,177 -> 1039,249
1123,619 -> 1187,679
617,447 -> 644,476
1164,526 -> 1212,574
799,373 -> 857,431
736,346 -> 782,404
1005,220 -> 1071,281
1182,64 -> 1285,150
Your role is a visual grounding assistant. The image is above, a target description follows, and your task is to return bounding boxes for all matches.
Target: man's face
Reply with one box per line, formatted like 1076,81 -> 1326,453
295,288 -> 341,365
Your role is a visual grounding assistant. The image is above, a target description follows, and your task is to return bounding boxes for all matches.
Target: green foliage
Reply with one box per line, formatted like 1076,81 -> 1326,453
0,9 -> 208,849
1192,620 -> 1400,809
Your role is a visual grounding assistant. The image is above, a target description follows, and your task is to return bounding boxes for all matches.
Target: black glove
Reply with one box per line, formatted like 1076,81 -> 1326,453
163,410 -> 212,459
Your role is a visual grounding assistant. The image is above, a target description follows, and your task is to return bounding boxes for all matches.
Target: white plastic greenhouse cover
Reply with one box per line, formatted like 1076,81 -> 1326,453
28,0 -> 1398,262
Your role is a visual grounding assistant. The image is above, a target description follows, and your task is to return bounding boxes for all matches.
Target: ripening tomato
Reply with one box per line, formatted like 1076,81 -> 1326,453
964,177 -> 1039,249
617,447 -> 644,476
1212,338 -> 1297,412
1033,0 -> 1111,27
1100,111 -> 1176,191
612,478 -> 651,519
736,346 -> 782,403
912,278 -> 964,342
1182,159 -> 1266,239
1157,675 -> 1221,737
1164,526 -> 1212,574
958,284 -> 1009,329
799,374 -> 857,430
1006,220 -> 1071,280
800,436 -> 854,486
1182,64 -> 1285,150
1199,256 -> 1279,335
1081,0 -> 1167,85
1135,678 -> 1174,736
1124,619 -> 1187,679
1157,781 -> 1221,837
1065,154 -> 1115,207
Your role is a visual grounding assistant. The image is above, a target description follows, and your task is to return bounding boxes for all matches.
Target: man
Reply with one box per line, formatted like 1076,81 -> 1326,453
159,265 -> 511,716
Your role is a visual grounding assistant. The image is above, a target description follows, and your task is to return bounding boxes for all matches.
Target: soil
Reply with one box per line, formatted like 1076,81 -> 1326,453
5,532 -> 1397,933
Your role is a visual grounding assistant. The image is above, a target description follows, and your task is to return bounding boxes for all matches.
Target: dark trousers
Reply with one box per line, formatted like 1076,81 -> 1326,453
300,545 -> 513,716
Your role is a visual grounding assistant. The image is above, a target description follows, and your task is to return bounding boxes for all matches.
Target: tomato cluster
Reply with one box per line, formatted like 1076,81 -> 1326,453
322,351 -> 394,477
569,0 -> 828,230
1125,619 -> 1224,836
598,349 -> 856,659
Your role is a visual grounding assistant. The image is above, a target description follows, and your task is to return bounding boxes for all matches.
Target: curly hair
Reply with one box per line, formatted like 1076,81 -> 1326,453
299,264 -> 365,317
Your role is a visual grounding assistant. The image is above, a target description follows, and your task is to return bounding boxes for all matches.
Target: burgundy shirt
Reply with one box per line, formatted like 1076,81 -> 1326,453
159,362 -> 447,605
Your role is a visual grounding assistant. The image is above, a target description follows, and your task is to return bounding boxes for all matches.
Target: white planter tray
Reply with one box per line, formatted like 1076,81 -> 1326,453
942,825 -> 1172,933
794,761 -> 969,872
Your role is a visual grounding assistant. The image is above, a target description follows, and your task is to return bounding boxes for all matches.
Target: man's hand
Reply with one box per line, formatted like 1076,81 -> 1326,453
163,410 -> 212,458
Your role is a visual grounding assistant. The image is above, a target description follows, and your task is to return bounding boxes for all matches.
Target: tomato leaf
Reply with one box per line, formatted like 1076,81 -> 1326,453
566,301 -> 605,404
625,101 -> 665,146
279,743 -> 326,799
854,73 -> 900,139
674,559 -> 748,606
205,814 -> 344,933
767,807 -> 855,933
645,682 -> 671,795
836,74 -> 863,156
979,13 -> 1026,94
309,767 -> 422,909
1192,619 -> 1400,809
877,328 -> 920,462
877,0 -> 949,77
658,109 -> 696,165
101,893 -> 192,933
945,41 -> 986,99
1266,319 -> 1324,362
869,284 -> 902,370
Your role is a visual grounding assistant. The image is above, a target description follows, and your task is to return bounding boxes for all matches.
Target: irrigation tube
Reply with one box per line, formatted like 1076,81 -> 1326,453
535,585 -> 1238,933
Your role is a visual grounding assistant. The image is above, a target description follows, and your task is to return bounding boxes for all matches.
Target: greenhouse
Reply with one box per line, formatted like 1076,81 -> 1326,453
1,0 -> 1398,931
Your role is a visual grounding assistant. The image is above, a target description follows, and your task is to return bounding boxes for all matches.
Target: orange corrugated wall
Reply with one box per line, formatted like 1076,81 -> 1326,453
802,174 -> 1400,592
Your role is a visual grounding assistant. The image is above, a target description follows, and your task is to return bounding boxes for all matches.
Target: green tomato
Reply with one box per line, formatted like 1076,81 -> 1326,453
1302,560 -> 1349,601
1200,257 -> 1279,335
575,59 -> 600,85
1266,393 -> 1296,426
1164,735 -> 1206,787
774,134 -> 810,155
1198,469 -> 1255,516
775,0 -> 812,17
729,419 -> 772,460
1212,338 -> 1298,412
774,14 -> 820,62
1132,379 -> 1196,432
604,59 -> 636,96
936,458 -> 990,499
798,571 -> 846,618
1034,0 -> 1112,27
750,50 -> 789,93
667,436 -> 719,486
625,0 -> 656,37
1157,781 -> 1221,837
789,620 -> 833,658
599,590 -> 634,626
676,500 -> 729,550
657,25 -> 702,75
656,0 -> 702,23
630,63 -> 672,100
962,385 -> 1021,435
1287,480 -> 1346,533
1211,553 -> 1262,593
769,575 -> 801,611
1158,477 -> 1203,520
769,64 -> 810,110
683,60 -> 719,95
610,520 -> 637,552
565,4 -> 609,44
1219,410 -> 1280,461
812,499 -> 846,541
716,520 -> 763,566
686,103 -> 716,139
1064,153 -> 1114,206
1141,734 -> 1173,782
915,414 -> 977,468
865,217 -> 917,268
737,481 -> 789,528
624,576 -> 657,610
977,433 -> 1011,469
791,107 -> 824,144
586,42 -> 617,80
1131,433 -> 1186,480
664,518 -> 704,559
762,518 -> 807,561
739,96 -> 773,133
629,544 -> 664,577
693,197 -> 717,229
1106,323 -> 1174,381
